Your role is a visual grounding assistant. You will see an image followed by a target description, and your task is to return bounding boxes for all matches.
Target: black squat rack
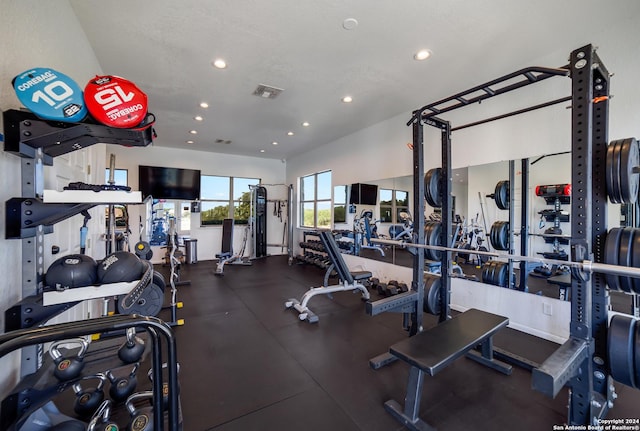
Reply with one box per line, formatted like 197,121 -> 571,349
377,44 -> 624,426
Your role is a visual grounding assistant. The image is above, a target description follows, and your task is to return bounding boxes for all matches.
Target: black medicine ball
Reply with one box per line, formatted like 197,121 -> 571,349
97,251 -> 145,284
46,254 -> 98,289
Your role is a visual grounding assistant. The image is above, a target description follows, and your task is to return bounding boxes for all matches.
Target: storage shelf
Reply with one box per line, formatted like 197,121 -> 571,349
43,189 -> 142,204
43,281 -> 138,306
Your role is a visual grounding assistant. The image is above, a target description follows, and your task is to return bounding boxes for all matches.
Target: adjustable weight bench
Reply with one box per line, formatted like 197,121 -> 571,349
285,231 -> 371,323
215,219 -> 251,276
384,308 -> 512,431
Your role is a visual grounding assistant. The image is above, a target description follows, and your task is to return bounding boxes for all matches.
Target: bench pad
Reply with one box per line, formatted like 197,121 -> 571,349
389,308 -> 509,376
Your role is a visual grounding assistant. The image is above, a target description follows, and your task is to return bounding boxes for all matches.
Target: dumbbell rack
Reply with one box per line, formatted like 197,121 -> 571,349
0,314 -> 181,430
2,109 -> 154,378
536,192 -> 571,260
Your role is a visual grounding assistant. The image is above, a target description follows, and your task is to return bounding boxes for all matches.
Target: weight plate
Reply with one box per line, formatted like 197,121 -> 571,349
635,320 -> 640,387
13,67 -> 87,122
500,222 -> 509,251
152,271 -> 166,292
496,262 -> 508,287
481,261 -> 491,283
84,75 -> 148,128
424,168 -> 442,208
608,314 -> 636,388
424,275 -> 441,315
632,228 -> 640,294
612,140 -> 623,203
618,228 -> 635,293
606,142 -> 616,202
604,228 -> 622,291
620,138 -> 639,204
495,181 -> 509,210
117,283 -> 164,317
424,169 -> 434,207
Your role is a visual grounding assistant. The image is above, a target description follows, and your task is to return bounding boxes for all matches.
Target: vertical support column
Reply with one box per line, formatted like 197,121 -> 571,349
508,160 -> 515,289
520,158 -> 530,292
439,122 -> 452,322
410,115 -> 425,335
568,44 -> 610,425
20,150 -> 45,377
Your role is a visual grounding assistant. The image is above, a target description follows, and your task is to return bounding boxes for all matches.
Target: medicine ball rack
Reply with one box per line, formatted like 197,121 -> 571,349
2,108 -> 156,377
368,44 -> 638,426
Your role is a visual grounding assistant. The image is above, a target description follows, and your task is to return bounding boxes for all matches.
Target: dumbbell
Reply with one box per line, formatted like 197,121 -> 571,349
106,362 -> 139,403
73,373 -> 107,417
388,280 -> 408,294
49,338 -> 90,381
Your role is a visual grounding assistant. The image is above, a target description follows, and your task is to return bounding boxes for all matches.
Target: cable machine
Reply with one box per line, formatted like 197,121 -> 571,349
249,183 -> 294,263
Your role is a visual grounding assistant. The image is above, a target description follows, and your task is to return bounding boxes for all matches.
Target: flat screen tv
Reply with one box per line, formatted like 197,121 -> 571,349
138,165 -> 201,200
349,183 -> 378,205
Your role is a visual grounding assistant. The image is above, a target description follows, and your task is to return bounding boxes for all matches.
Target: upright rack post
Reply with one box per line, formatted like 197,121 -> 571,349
410,117 -> 426,334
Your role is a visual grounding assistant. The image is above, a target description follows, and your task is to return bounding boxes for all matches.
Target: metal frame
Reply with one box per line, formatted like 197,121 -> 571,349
374,44 -> 618,426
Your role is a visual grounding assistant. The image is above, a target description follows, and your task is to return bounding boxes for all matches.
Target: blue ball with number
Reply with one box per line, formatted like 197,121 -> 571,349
13,67 -> 88,122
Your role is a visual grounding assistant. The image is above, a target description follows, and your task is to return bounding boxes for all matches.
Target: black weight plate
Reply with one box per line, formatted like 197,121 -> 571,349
430,168 -> 442,208
618,228 -> 635,293
608,314 -> 636,388
620,138 -> 639,203
496,262 -> 508,287
612,139 -> 623,203
635,320 -> 640,387
495,181 -> 509,210
152,271 -> 166,292
429,222 -> 442,261
481,261 -> 491,283
486,261 -> 497,285
117,283 -> 164,317
605,141 -> 618,203
424,169 -> 436,208
424,275 -> 441,315
632,228 -> 640,294
604,228 -> 622,291
499,222 -> 509,251
490,222 -> 499,250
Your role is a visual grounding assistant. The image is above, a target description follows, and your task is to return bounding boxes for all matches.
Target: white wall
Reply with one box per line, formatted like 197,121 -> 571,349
0,0 -> 105,398
106,145 -> 287,262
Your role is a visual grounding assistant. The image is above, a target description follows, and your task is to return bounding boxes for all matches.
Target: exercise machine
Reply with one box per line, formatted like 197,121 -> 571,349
353,209 -> 385,256
215,218 -> 252,275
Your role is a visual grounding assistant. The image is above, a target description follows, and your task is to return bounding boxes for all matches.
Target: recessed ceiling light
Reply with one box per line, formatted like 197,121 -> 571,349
212,58 -> 227,69
302,122 -> 310,127
194,115 -> 203,121
342,96 -> 353,103
287,131 -> 294,136
272,141 -> 278,146
342,18 -> 358,30
189,130 -> 198,134
200,102 -> 209,108
186,140 -> 194,144
414,49 -> 432,61
260,149 -> 265,153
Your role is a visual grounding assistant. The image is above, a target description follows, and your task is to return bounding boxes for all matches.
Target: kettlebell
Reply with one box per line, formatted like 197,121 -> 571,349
147,362 -> 180,410
73,373 -> 107,417
118,328 -> 145,364
106,363 -> 139,403
87,399 -> 119,431
49,338 -> 90,381
125,391 -> 154,431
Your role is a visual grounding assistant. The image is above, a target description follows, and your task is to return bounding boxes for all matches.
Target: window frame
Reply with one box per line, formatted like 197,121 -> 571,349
200,175 -> 260,226
300,170 -> 332,229
379,188 -> 409,223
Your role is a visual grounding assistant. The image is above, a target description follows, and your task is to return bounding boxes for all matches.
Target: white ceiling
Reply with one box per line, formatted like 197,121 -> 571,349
69,0 -> 640,160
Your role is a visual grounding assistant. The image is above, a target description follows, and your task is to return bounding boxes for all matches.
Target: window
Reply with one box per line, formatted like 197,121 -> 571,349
379,189 -> 409,223
105,169 -> 128,186
333,185 -> 347,223
300,171 -> 331,228
200,175 -> 260,225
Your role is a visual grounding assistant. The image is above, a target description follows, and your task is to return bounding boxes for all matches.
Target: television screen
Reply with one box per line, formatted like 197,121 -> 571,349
138,165 -> 201,200
349,183 -> 378,205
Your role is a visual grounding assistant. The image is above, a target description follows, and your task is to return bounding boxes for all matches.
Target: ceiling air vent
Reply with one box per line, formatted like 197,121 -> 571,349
214,139 -> 232,145
252,84 -> 284,99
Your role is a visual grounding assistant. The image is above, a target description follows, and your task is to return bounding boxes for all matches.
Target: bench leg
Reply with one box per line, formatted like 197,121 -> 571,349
465,335 -> 513,375
384,366 -> 436,431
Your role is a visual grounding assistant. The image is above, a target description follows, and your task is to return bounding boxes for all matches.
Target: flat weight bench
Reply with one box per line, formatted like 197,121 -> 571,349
285,231 -> 371,323
385,308 -> 512,431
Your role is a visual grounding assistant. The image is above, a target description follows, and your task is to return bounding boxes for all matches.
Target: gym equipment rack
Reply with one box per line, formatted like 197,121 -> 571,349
2,109 -> 154,377
374,44 -> 625,426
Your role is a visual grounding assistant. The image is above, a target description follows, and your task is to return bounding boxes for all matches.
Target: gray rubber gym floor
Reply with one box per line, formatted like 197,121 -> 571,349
158,256 -> 640,431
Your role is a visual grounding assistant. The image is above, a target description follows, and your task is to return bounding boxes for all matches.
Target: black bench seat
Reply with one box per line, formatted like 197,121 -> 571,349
384,308 -> 512,430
